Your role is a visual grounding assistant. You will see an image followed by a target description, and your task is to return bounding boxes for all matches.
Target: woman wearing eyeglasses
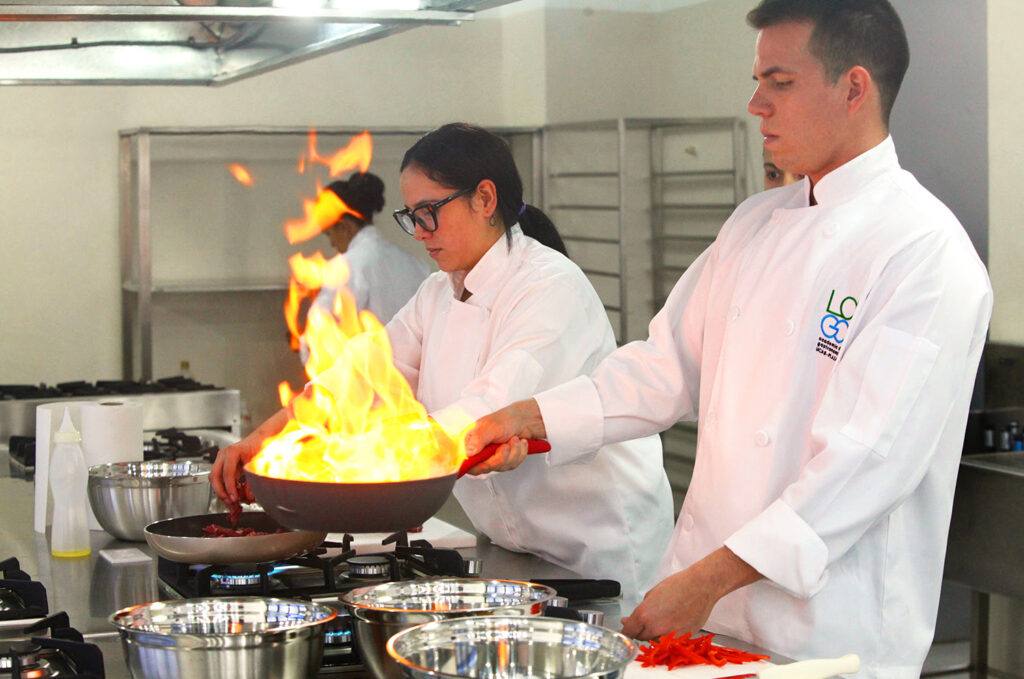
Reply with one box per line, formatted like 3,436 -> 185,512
384,123 -> 674,611
212,123 -> 673,612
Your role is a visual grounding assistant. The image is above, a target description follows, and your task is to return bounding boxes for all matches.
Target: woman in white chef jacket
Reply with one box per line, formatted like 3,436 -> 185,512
213,123 -> 675,610
300,172 -> 430,364
386,124 -> 673,608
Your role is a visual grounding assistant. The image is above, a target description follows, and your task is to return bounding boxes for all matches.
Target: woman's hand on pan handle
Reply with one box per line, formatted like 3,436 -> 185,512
211,407 -> 290,505
463,399 -> 548,475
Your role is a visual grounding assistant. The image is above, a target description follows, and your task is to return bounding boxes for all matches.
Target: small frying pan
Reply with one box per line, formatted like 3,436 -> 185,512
144,511 -> 328,564
245,439 -> 551,534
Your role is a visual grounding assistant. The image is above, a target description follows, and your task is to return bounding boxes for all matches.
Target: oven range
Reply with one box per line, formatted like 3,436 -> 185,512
0,378 -> 241,459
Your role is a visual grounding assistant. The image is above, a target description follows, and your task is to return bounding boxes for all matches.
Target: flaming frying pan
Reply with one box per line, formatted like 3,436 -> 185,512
244,440 -> 551,533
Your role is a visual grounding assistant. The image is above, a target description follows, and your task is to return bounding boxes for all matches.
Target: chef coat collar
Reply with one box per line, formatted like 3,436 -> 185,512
809,136 -> 898,207
447,224 -> 524,304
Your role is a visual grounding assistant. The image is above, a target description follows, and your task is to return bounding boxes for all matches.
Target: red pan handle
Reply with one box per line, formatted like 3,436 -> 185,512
457,439 -> 551,477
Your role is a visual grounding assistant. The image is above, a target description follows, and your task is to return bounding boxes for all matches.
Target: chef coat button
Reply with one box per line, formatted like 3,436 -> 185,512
728,306 -> 741,321
682,511 -> 695,531
784,319 -> 796,336
754,430 -> 771,447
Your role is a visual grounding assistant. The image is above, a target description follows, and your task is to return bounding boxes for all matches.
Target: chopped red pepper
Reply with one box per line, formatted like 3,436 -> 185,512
636,632 -> 769,671
202,524 -> 285,537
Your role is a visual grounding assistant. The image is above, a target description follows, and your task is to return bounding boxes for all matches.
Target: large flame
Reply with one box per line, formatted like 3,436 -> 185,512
307,129 -> 373,176
247,132 -> 462,484
284,130 -> 373,244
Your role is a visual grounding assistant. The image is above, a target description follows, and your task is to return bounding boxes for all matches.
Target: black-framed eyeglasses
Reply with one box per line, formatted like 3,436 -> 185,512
393,187 -> 472,236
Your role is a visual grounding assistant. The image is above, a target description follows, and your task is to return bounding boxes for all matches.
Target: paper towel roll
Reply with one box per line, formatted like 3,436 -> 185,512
80,400 -> 144,530
80,400 -> 144,467
34,401 -> 86,534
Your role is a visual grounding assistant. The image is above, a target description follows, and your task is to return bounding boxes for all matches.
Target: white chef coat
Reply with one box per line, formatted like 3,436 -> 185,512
303,226 -> 431,363
535,138 -> 993,679
385,225 -> 675,611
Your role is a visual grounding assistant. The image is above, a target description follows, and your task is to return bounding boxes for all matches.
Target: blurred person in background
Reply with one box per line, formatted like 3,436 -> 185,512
763,146 -> 804,189
300,172 -> 430,363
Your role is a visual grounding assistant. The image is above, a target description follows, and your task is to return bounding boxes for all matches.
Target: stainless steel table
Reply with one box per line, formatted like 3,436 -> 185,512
944,452 -> 1024,679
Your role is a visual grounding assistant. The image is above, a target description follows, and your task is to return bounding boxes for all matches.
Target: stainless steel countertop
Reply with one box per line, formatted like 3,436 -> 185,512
1,446 -> 780,678
959,451 -> 1024,478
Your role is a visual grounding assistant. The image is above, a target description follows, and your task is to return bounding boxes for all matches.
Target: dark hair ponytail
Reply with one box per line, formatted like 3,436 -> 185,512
518,204 -> 566,255
325,171 -> 385,225
400,123 -> 567,256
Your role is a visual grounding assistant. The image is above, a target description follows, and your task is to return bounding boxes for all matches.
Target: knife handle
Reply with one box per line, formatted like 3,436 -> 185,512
530,578 -> 621,601
758,654 -> 860,679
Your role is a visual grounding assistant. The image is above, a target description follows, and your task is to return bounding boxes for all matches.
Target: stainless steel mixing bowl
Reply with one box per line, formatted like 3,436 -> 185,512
110,597 -> 337,679
87,460 -> 211,541
341,578 -> 557,679
387,616 -> 636,679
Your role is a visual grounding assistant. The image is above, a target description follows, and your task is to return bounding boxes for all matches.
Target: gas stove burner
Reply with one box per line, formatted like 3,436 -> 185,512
1,640 -> 39,662
206,566 -> 268,592
346,556 -> 392,578
210,572 -> 263,589
0,613 -> 105,679
0,641 -> 42,674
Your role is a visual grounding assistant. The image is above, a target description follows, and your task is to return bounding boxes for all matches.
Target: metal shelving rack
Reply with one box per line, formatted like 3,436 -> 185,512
541,119 -> 630,343
650,118 -> 747,310
119,125 -> 541,382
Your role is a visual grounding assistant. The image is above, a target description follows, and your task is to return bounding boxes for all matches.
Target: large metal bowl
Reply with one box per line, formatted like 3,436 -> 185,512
387,616 -> 636,679
340,578 -> 557,679
88,461 -> 212,541
110,597 -> 337,679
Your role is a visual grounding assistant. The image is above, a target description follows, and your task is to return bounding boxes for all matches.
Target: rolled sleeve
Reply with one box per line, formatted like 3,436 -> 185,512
724,499 -> 829,598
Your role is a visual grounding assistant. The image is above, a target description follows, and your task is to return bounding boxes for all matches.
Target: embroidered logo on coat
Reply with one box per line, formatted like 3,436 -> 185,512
816,290 -> 857,361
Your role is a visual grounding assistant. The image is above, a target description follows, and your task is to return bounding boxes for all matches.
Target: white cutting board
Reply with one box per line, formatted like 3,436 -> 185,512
624,658 -> 775,679
326,517 -> 478,554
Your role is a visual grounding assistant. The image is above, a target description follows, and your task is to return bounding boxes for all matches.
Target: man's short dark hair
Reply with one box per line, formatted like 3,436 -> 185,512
747,0 -> 909,126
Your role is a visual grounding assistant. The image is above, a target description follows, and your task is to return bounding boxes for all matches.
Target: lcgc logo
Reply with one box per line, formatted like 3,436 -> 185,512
816,290 -> 857,361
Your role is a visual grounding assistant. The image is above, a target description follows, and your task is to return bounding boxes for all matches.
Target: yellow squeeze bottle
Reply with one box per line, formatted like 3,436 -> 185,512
50,409 -> 91,558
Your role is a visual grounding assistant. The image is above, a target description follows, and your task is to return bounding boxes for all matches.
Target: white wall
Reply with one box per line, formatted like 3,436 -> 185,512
984,2 -> 1024,671
988,0 -> 1024,345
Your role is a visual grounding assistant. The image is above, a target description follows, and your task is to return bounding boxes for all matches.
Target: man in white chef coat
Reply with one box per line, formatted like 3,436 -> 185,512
461,1 -> 994,678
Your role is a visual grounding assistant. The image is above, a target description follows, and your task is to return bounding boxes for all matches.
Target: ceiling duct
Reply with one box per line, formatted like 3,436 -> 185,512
0,1 -> 515,85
